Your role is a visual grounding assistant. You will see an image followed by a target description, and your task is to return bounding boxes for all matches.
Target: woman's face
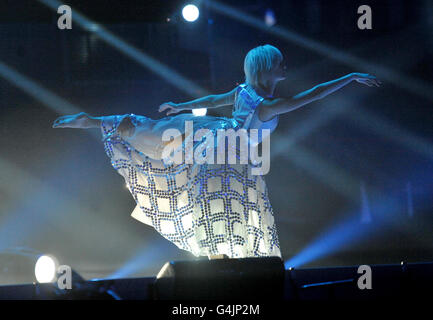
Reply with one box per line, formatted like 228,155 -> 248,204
269,59 -> 287,82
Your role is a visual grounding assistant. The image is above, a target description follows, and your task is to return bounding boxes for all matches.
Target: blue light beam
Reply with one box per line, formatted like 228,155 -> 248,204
39,0 -> 208,97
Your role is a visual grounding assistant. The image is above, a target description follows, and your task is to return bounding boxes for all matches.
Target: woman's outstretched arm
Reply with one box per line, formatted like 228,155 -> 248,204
158,87 -> 237,116
259,73 -> 381,122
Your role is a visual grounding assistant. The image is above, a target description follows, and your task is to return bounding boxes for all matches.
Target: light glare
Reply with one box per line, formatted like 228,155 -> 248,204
192,108 -> 207,116
182,4 -> 199,22
35,255 -> 57,283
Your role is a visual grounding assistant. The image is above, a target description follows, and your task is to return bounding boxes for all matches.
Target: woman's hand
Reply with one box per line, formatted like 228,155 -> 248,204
158,102 -> 182,116
351,73 -> 382,87
52,112 -> 92,129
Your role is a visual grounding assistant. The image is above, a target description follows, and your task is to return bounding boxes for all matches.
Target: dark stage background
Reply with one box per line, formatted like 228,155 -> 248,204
0,0 -> 432,284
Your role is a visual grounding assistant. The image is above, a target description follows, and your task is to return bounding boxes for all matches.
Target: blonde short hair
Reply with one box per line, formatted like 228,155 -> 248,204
243,44 -> 283,88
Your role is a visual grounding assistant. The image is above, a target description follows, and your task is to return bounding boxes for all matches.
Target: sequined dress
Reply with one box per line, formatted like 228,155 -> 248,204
100,83 -> 282,258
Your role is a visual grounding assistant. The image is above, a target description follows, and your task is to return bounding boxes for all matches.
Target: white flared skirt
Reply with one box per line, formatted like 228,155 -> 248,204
100,113 -> 281,258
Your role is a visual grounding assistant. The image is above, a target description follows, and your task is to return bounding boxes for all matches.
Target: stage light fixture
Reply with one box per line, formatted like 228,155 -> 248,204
34,255 -> 58,283
264,9 -> 276,27
182,4 -> 199,22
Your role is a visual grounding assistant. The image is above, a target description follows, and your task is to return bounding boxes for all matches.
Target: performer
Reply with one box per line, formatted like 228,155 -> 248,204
52,44 -> 380,260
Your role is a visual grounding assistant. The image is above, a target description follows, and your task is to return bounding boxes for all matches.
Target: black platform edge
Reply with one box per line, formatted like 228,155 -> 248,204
0,261 -> 431,300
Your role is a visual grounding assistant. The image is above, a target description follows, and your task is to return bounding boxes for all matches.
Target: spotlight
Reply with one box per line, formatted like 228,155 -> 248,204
182,4 -> 199,22
264,9 -> 276,27
34,255 -> 58,283
192,108 -> 207,116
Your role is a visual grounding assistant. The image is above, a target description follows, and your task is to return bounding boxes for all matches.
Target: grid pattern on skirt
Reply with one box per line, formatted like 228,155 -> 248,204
100,114 -> 282,258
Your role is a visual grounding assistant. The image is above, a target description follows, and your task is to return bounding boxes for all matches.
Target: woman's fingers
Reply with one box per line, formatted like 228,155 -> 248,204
356,77 -> 381,87
166,108 -> 178,116
373,79 -> 382,86
366,79 -> 380,87
159,103 -> 173,112
159,104 -> 170,113
160,105 -> 174,116
159,102 -> 177,113
159,102 -> 181,116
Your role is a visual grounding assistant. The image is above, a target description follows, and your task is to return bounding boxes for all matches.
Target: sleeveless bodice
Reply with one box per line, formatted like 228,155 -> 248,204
232,83 -> 264,128
232,83 -> 279,144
